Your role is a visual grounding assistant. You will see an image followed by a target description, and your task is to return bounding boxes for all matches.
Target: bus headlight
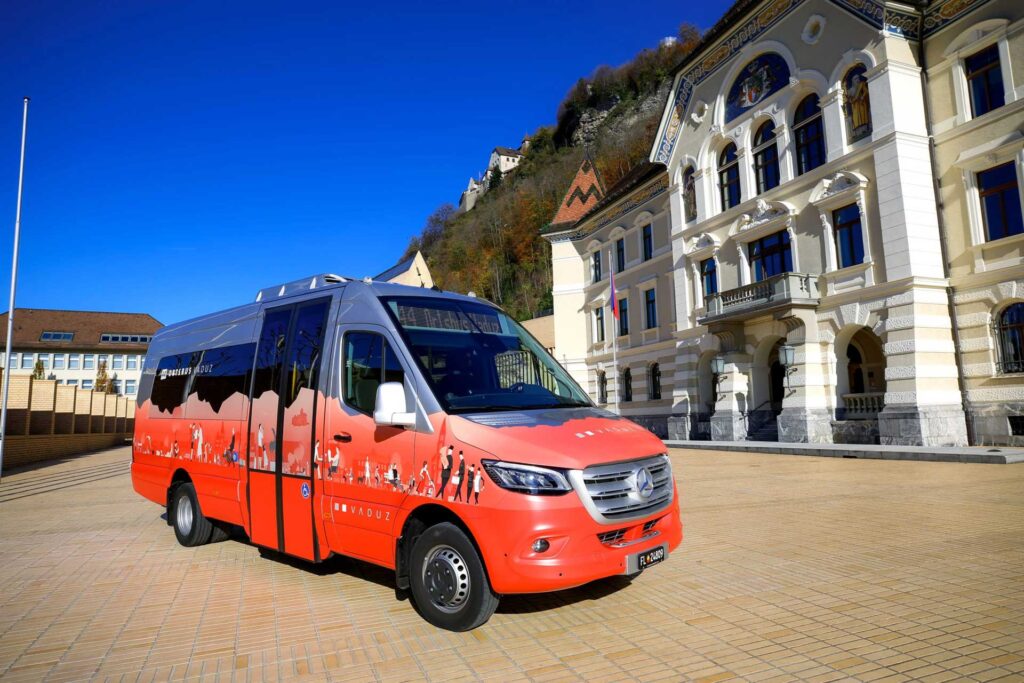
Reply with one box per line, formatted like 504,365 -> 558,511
481,460 -> 572,495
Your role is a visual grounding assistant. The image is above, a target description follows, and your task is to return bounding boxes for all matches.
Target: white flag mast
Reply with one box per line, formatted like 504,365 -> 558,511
0,97 -> 30,480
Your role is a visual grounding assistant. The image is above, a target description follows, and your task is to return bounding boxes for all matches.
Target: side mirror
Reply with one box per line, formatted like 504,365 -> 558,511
373,382 -> 416,428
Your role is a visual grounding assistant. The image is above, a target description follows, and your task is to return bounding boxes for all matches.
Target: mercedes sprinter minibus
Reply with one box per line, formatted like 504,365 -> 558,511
131,274 -> 682,630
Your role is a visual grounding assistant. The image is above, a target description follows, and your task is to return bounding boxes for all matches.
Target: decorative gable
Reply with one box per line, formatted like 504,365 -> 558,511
550,156 -> 605,227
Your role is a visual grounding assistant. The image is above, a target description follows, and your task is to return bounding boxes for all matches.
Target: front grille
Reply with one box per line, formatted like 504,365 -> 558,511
572,454 -> 673,523
597,528 -> 628,545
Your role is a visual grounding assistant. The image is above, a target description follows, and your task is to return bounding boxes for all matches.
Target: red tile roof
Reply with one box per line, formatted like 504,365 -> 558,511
548,156 -> 605,231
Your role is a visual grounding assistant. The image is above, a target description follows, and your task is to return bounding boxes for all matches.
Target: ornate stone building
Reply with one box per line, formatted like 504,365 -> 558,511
651,0 -> 1024,447
543,158 -> 677,436
548,0 -> 1024,446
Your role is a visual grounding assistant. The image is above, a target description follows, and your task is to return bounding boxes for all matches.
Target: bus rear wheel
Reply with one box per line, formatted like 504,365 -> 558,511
409,522 -> 498,631
171,483 -> 215,547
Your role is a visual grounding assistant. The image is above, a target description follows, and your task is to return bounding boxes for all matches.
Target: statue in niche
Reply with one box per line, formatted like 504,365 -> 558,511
844,64 -> 872,143
683,167 -> 697,222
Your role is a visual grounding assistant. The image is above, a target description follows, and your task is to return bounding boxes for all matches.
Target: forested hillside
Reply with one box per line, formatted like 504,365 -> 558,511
400,25 -> 701,321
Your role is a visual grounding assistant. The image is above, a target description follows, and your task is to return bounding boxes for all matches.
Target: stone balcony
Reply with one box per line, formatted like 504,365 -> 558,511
841,392 -> 885,419
700,272 -> 820,324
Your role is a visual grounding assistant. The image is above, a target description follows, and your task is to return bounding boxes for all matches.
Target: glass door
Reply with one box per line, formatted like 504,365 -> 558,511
246,299 -> 329,559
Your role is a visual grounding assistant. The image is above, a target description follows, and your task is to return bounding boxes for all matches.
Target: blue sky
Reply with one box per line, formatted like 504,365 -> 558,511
0,0 -> 732,325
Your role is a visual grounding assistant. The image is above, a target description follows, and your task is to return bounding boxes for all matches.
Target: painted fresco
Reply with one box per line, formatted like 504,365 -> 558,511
725,52 -> 790,123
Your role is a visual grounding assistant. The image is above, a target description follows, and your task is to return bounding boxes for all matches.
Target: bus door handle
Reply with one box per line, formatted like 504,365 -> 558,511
333,432 -> 352,443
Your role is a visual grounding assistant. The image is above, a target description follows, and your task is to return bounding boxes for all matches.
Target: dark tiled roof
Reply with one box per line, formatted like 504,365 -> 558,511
493,146 -> 522,157
0,308 -> 162,351
375,255 -> 416,282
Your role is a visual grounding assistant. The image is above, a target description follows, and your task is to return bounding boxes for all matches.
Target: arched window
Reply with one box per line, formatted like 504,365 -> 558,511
682,166 -> 697,222
793,94 -> 825,175
719,143 -> 740,211
752,121 -> 780,194
597,371 -> 608,404
622,368 -> 632,402
998,303 -> 1024,374
648,363 -> 662,400
844,64 -> 872,143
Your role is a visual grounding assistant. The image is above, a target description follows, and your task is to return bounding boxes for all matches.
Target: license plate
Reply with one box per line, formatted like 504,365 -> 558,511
636,545 -> 666,570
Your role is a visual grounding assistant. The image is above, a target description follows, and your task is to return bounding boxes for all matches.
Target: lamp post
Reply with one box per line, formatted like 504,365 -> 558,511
711,354 -> 726,402
779,344 -> 797,389
0,97 -> 29,481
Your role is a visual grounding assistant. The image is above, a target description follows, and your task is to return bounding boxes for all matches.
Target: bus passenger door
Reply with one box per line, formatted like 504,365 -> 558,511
247,299 -> 329,560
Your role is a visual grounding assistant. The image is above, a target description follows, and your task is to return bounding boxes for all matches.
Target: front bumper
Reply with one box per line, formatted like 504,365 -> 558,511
472,483 -> 682,594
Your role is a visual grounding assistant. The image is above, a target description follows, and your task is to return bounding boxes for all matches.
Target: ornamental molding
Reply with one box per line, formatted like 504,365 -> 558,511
685,232 -> 721,259
652,0 -> 996,165
809,170 -> 869,205
732,199 -> 795,241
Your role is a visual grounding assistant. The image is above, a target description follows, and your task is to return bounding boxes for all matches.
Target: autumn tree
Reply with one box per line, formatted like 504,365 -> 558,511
95,361 -> 114,393
31,359 -> 44,380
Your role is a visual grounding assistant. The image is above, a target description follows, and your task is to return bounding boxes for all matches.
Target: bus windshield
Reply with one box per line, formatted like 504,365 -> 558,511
381,296 -> 592,414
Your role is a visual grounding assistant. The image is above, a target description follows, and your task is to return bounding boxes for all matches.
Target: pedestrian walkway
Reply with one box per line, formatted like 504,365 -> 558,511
0,446 -> 1022,681
665,440 -> 1024,464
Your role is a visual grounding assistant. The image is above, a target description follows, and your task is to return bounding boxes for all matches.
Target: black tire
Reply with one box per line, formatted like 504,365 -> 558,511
209,523 -> 229,543
408,522 -> 499,631
171,483 -> 214,547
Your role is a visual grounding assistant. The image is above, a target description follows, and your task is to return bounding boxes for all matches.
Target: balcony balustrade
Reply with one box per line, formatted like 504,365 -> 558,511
701,272 -> 819,323
841,392 -> 885,419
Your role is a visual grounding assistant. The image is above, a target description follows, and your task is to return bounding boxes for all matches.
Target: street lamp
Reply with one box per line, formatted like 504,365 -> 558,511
711,355 -> 726,402
779,344 -> 797,389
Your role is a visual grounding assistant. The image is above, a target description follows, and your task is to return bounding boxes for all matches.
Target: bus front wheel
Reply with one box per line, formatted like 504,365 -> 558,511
409,522 -> 499,631
171,483 -> 215,547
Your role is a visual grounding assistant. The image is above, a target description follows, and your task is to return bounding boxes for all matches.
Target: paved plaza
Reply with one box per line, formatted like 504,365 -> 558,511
0,446 -> 1022,682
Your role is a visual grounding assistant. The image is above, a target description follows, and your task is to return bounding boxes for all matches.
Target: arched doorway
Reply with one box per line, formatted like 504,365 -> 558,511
836,327 -> 886,419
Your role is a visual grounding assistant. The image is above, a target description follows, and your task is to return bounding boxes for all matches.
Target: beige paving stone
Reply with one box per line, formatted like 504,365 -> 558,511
1,446 -> 1023,681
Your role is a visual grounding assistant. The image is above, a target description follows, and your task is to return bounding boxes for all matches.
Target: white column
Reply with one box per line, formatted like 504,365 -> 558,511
820,89 -> 846,162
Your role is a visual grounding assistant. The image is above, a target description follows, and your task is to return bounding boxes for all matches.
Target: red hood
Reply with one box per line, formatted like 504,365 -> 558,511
448,408 -> 665,470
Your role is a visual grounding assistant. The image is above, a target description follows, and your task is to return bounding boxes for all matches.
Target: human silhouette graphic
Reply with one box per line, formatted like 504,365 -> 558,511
452,451 -> 466,502
437,446 -> 453,498
473,464 -> 484,503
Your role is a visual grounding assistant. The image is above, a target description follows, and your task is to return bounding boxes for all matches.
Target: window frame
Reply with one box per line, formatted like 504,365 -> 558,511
964,43 -> 1005,119
621,367 -> 632,403
644,288 -> 657,329
748,230 -> 793,283
641,224 -> 654,261
618,297 -> 629,337
718,143 -> 741,211
832,203 -> 866,269
648,363 -> 662,401
615,238 -> 626,272
591,250 -> 603,282
995,302 -> 1024,375
752,120 -> 780,195
701,258 -> 718,297
793,94 -> 826,176
594,307 -> 605,343
977,161 -> 1024,243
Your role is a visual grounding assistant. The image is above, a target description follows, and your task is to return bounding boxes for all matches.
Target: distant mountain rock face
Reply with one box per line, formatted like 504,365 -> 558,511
571,81 -> 671,148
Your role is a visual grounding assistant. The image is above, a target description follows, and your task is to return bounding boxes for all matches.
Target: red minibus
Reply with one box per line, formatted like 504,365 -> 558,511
131,274 -> 682,630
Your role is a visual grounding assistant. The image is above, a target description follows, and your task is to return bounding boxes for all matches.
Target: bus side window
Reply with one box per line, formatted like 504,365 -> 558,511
344,333 -> 404,414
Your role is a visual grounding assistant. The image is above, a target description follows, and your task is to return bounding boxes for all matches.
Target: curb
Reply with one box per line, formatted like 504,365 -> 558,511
663,440 -> 1024,464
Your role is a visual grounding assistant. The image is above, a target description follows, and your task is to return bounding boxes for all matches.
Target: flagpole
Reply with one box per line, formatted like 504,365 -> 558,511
0,97 -> 30,480
610,264 -> 620,416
